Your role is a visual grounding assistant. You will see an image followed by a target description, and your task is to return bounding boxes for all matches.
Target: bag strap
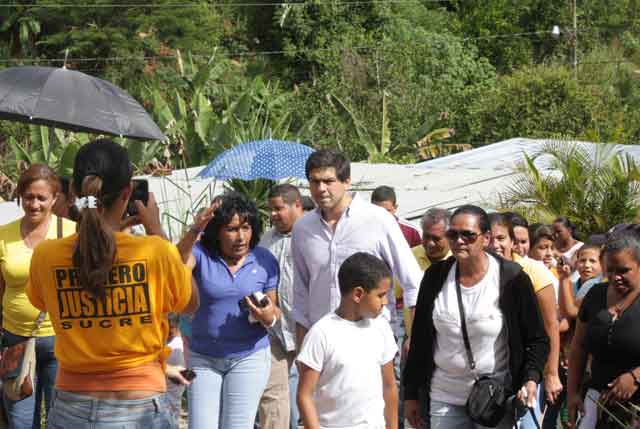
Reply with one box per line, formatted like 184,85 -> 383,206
454,264 -> 477,373
56,215 -> 63,239
30,311 -> 46,337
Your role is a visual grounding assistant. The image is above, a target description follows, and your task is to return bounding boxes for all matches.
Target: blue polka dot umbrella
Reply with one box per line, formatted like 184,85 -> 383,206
198,139 -> 315,180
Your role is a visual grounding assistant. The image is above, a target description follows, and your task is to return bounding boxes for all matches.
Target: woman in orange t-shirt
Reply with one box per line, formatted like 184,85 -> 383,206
27,139 -> 198,428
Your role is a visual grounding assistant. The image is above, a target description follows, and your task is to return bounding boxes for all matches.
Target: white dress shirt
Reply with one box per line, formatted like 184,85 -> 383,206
291,193 -> 423,328
260,227 -> 296,352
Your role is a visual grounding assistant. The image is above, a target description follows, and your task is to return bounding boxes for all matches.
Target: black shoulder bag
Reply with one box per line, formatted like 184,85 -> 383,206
455,266 -> 509,427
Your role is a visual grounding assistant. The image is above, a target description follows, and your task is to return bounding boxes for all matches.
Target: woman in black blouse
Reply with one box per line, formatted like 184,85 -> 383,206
568,234 -> 640,428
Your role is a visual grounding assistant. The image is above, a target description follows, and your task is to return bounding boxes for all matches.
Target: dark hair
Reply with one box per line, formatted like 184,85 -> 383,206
301,196 -> 316,211
529,223 -> 555,248
488,212 -> 515,241
59,176 -> 71,198
554,216 -> 582,241
200,192 -> 262,256
338,252 -> 391,296
603,235 -> 640,262
576,243 -> 602,260
451,205 -> 490,233
16,163 -> 60,201
305,149 -> 350,182
268,184 -> 302,205
72,139 -> 133,300
371,185 -> 396,206
505,212 -> 529,229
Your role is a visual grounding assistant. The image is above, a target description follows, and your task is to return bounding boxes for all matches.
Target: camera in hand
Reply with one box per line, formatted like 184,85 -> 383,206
238,291 -> 270,311
126,179 -> 149,217
180,368 -> 197,382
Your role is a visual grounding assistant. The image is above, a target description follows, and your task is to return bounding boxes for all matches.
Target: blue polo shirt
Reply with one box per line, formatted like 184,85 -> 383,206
190,243 -> 279,358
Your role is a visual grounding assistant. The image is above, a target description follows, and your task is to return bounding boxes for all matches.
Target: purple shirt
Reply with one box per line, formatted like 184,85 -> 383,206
190,243 -> 279,358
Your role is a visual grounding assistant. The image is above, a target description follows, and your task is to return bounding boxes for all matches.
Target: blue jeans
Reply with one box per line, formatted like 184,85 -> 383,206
519,382 -> 545,429
2,332 -> 57,429
288,362 -> 299,429
46,390 -> 172,428
430,400 -> 514,429
188,346 -> 271,429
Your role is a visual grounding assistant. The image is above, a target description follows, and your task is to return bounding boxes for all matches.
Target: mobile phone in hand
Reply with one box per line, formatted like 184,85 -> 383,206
180,368 -> 197,381
126,179 -> 149,216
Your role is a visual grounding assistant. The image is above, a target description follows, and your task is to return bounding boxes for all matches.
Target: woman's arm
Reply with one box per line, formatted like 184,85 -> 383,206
567,319 -> 589,428
558,265 -> 581,320
176,206 -> 215,264
382,360 -> 398,429
297,363 -> 321,429
536,285 -> 563,403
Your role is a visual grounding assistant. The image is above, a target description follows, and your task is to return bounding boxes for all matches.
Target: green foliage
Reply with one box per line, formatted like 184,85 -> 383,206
6,126 -> 88,178
498,141 -> 640,236
467,65 -> 600,144
441,0 -> 568,72
223,178 -> 274,227
3,0 -> 640,200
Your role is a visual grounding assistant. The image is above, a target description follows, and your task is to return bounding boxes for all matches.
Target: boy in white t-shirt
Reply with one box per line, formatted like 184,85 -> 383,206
296,252 -> 399,429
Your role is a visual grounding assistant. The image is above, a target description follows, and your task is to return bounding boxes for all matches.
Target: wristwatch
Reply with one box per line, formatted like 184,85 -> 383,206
629,370 -> 640,387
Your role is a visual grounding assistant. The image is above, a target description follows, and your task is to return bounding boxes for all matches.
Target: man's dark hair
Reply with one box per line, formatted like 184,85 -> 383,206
268,184 -> 301,205
338,252 -> 391,296
451,205 -> 490,233
201,192 -> 262,256
371,185 -> 397,206
301,196 -> 316,211
504,212 -> 529,229
305,149 -> 350,182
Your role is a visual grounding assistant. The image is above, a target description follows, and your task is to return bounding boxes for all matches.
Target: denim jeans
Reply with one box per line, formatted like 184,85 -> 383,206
188,346 -> 271,429
46,390 -> 172,429
430,399 -> 515,429
519,382 -> 546,429
2,331 -> 57,429
288,362 -> 299,429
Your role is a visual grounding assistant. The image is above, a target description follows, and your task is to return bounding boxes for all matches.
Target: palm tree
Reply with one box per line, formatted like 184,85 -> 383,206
498,140 -> 640,236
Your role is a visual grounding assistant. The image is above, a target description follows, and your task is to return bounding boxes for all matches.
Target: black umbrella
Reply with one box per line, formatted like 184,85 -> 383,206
0,66 -> 165,141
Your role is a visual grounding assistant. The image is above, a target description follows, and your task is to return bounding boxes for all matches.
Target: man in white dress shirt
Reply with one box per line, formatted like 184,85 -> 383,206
291,149 -> 423,349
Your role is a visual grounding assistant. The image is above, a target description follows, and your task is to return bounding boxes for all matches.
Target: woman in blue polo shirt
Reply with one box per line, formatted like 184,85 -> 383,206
179,193 -> 280,429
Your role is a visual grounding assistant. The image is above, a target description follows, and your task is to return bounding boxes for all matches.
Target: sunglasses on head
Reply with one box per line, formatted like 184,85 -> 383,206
445,229 -> 480,242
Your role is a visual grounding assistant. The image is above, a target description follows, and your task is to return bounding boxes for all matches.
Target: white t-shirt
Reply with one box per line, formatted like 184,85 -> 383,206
430,254 -> 509,406
297,312 -> 398,429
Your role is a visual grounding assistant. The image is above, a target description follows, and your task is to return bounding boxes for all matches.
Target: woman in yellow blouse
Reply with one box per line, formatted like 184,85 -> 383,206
0,164 -> 75,429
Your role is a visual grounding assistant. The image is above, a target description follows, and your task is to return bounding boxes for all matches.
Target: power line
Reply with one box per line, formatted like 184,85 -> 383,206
0,0 -> 440,8
0,26 -> 584,66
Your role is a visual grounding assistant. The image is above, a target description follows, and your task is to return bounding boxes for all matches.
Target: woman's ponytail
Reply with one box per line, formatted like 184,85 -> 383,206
72,175 -> 116,300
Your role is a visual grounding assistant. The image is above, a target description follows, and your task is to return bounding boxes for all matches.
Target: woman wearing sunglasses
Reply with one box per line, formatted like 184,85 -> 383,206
404,205 -> 549,429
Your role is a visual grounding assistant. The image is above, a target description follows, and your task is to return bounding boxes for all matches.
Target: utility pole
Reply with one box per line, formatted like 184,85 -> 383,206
572,0 -> 578,79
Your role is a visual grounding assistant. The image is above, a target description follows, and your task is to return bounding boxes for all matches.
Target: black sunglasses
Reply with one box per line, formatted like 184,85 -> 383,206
445,229 -> 480,242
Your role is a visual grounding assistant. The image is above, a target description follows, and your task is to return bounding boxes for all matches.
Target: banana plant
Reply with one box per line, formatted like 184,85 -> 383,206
0,11 -> 41,56
415,128 -> 470,160
7,126 -> 87,177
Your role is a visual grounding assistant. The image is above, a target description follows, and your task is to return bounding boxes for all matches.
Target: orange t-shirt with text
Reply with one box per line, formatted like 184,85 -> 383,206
27,232 -> 191,374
